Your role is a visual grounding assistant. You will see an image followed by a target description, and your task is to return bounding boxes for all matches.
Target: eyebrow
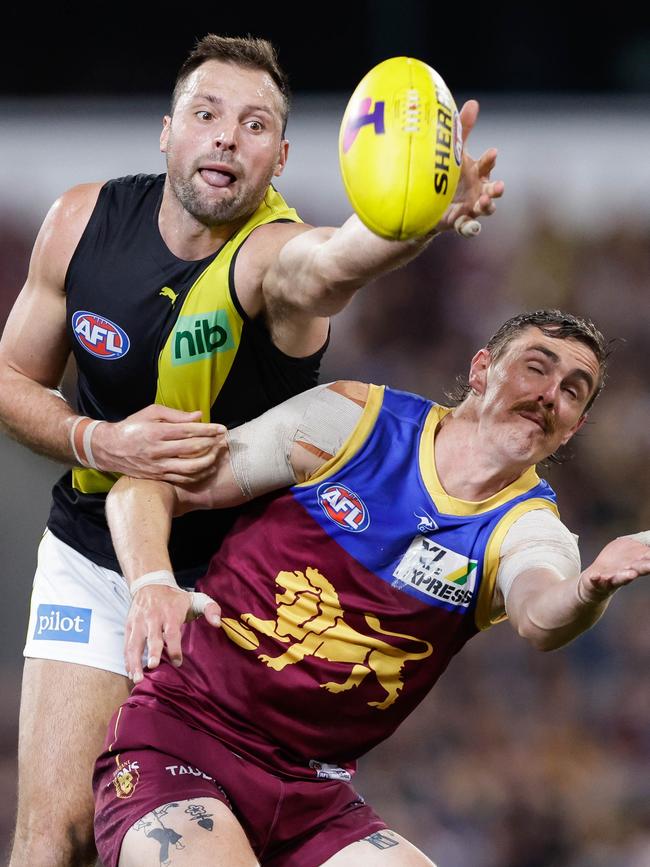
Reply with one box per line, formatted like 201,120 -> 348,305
526,344 -> 595,394
193,94 -> 276,117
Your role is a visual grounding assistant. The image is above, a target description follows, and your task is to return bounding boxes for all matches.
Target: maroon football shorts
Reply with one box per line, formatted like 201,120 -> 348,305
94,702 -> 386,867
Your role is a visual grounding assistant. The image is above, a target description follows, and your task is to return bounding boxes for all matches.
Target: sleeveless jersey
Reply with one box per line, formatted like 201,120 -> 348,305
130,385 -> 559,779
48,174 -> 326,578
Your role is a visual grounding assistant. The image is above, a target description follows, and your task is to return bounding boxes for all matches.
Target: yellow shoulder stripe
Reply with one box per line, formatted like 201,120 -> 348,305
474,497 -> 560,631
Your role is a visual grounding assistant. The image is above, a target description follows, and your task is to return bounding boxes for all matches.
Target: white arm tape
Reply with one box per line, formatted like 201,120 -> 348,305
497,510 -> 581,603
227,383 -> 363,499
625,530 -> 650,546
129,570 -> 181,597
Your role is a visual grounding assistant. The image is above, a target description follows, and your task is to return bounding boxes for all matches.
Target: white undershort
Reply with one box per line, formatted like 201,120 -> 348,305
23,528 -> 131,676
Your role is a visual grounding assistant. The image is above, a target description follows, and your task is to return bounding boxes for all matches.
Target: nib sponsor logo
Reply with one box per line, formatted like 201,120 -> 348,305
172,311 -> 234,366
72,311 -> 129,360
34,605 -> 92,643
317,483 -> 370,533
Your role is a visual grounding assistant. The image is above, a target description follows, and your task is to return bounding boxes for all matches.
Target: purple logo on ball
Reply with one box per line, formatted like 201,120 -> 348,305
343,98 -> 385,153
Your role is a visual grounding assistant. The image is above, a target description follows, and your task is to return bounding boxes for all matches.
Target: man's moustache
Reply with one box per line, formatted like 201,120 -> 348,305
512,401 -> 555,434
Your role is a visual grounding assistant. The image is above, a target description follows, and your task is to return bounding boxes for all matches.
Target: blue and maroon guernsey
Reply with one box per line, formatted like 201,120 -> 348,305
129,385 -> 559,780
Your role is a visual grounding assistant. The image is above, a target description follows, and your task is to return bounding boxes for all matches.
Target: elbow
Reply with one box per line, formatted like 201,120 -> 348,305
515,617 -> 568,653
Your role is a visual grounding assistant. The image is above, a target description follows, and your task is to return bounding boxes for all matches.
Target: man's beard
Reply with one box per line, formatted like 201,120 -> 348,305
168,161 -> 275,228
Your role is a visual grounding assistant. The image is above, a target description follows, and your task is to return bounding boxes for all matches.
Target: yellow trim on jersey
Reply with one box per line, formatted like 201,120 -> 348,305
72,186 -> 300,494
474,497 -> 560,631
296,385 -> 385,487
109,705 -> 124,754
419,404 -> 543,516
72,467 -> 120,494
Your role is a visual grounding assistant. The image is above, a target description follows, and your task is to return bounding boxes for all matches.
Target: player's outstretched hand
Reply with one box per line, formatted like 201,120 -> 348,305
125,584 -> 222,684
92,404 -> 227,483
435,100 -> 505,238
577,532 -> 650,604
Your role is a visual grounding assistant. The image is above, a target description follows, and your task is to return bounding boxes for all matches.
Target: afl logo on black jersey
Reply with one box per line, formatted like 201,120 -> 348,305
72,311 -> 130,360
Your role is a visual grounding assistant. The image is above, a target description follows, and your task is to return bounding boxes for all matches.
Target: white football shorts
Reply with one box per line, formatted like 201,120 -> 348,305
23,528 -> 131,676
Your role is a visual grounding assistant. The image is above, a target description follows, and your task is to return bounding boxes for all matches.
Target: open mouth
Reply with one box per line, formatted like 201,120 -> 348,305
199,168 -> 237,188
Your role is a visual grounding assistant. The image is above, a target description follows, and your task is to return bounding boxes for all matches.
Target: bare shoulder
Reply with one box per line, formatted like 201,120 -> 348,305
327,380 -> 370,407
233,220 -> 315,315
31,182 -> 105,289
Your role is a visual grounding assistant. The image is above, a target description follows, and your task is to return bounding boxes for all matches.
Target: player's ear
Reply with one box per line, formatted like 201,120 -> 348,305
160,116 -> 171,154
273,139 -> 289,178
468,347 -> 490,396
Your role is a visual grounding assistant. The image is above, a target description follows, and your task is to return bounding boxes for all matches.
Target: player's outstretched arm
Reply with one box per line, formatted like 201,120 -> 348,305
0,185 -> 225,483
506,533 -> 650,651
259,100 -> 504,320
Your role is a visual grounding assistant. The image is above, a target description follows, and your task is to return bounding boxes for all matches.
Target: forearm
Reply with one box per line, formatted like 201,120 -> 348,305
106,477 -> 178,583
274,215 -> 436,318
0,365 -> 80,463
510,568 -> 609,651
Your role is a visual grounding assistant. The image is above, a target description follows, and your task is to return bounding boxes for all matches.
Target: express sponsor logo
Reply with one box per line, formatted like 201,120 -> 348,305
317,483 -> 370,533
392,536 -> 477,608
72,311 -> 130,360
34,604 -> 92,643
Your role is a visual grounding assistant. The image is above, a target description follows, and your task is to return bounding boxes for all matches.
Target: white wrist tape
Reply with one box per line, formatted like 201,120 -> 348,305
188,592 -> 215,618
70,416 -> 87,465
83,419 -> 103,469
70,416 -> 104,470
129,570 -> 181,597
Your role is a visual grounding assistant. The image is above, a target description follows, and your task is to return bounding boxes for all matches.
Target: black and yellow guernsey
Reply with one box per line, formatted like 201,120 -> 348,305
48,174 -> 327,581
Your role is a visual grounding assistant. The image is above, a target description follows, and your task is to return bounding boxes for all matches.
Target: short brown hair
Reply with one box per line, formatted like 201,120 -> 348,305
171,34 -> 291,135
447,309 -> 611,413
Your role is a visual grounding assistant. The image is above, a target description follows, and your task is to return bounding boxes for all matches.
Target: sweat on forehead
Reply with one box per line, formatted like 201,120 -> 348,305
171,60 -> 289,131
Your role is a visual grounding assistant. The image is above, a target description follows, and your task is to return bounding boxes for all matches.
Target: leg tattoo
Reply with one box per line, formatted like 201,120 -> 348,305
185,802 -> 214,831
364,831 -> 400,850
133,803 -> 185,865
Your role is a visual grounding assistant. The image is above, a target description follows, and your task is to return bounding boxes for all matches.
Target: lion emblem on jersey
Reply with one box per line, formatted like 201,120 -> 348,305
221,567 -> 433,710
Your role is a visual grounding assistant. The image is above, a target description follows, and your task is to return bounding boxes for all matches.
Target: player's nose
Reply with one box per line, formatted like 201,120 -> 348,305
214,124 -> 238,151
537,378 -> 560,407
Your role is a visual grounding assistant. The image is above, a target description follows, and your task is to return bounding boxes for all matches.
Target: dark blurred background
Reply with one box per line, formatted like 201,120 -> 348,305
1,7 -> 649,865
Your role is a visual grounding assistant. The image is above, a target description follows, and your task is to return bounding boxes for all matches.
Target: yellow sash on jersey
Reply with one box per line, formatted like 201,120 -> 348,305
73,186 -> 301,494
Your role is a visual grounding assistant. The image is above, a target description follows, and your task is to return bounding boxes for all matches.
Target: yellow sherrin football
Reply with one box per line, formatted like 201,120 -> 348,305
339,57 -> 463,240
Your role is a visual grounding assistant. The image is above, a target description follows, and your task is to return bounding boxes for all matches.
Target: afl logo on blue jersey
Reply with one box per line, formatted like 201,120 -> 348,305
72,311 -> 130,360
317,483 -> 370,533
